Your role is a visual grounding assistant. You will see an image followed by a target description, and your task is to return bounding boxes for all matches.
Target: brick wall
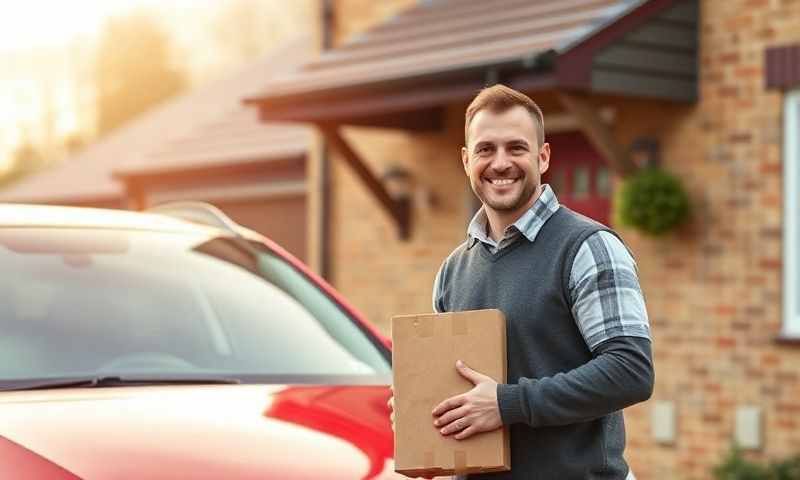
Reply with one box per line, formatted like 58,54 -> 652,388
615,1 -> 800,478
328,105 -> 471,328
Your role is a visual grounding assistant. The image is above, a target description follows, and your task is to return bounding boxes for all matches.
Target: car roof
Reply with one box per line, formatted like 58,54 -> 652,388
0,204 -> 240,236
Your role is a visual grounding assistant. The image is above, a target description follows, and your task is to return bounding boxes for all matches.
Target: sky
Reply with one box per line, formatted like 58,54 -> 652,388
0,0 -> 311,172
0,1 -> 205,53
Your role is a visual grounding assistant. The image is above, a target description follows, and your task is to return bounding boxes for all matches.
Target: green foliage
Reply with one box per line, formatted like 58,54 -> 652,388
713,447 -> 800,480
773,457 -> 800,480
614,167 -> 690,236
714,447 -> 771,480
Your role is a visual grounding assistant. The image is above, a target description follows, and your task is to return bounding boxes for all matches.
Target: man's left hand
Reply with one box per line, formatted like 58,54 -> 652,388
431,360 -> 502,440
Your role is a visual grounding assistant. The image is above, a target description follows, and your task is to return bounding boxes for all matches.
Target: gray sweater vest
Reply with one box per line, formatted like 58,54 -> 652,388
438,206 -> 628,479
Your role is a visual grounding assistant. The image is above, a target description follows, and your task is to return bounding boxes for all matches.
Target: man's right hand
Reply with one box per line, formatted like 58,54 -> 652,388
387,385 -> 395,431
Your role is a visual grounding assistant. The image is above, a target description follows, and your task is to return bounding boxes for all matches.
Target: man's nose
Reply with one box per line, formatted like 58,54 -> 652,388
490,149 -> 512,171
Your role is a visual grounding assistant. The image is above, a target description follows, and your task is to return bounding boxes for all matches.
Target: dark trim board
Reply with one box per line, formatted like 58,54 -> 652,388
766,44 -> 800,90
558,0 -> 698,101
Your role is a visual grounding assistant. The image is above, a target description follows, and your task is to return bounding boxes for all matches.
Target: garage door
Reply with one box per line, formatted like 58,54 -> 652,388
216,196 -> 307,262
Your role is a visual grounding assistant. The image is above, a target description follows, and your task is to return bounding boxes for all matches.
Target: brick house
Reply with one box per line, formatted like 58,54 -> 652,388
0,39 -> 311,260
245,1 -> 800,478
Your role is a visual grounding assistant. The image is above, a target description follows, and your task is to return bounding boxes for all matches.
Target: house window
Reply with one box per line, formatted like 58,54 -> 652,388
573,166 -> 590,200
783,89 -> 800,337
597,167 -> 611,198
550,170 -> 566,196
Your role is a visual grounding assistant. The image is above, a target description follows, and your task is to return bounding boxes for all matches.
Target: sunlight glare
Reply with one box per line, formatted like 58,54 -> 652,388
0,0 -> 204,53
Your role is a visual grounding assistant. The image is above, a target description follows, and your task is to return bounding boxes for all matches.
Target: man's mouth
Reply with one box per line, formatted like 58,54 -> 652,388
485,178 -> 518,186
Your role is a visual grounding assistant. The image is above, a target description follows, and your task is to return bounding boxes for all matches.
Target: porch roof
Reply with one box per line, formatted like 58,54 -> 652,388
246,0 -> 699,127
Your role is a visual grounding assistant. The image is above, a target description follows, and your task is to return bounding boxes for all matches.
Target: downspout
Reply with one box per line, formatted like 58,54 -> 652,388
319,0 -> 334,281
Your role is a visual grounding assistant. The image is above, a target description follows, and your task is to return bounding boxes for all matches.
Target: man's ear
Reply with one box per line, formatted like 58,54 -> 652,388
538,143 -> 551,175
461,146 -> 470,175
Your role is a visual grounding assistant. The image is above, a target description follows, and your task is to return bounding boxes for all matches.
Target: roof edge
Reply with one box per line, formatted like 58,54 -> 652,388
112,153 -> 306,181
556,0 -> 688,89
242,57 -> 526,110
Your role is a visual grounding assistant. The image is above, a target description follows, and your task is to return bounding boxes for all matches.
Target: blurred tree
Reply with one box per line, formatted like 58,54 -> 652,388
214,0 -> 282,62
63,134 -> 87,155
95,11 -> 187,135
215,0 -> 267,61
38,76 -> 58,159
214,0 -> 313,63
0,141 -> 46,188
13,141 -> 46,172
67,37 -> 97,142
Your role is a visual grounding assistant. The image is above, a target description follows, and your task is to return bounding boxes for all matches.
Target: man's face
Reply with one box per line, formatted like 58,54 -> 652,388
462,105 -> 550,217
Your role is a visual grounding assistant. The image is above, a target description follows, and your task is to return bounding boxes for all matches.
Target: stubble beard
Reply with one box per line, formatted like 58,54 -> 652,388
474,178 -> 539,213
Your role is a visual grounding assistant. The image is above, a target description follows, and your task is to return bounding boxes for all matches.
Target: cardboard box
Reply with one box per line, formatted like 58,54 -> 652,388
391,309 -> 510,477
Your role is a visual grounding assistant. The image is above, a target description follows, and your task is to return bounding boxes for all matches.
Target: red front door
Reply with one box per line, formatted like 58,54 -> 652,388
543,132 -> 611,226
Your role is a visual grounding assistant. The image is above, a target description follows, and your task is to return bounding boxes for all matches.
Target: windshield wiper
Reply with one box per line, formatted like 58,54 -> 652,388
0,375 -> 241,392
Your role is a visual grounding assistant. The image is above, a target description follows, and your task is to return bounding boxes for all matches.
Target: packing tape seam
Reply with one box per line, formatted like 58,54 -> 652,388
423,451 -> 435,469
452,315 -> 468,335
454,450 -> 468,474
415,316 -> 435,338
412,313 -> 468,337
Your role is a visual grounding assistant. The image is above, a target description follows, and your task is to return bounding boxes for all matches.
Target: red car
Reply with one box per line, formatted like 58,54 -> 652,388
0,203 -> 402,479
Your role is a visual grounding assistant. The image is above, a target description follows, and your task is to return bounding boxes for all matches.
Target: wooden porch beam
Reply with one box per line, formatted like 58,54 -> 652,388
556,92 -> 635,177
257,101 -> 447,132
122,178 -> 147,211
318,123 -> 411,240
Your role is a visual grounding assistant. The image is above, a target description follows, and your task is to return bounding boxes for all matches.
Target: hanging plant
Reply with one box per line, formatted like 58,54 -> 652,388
712,445 -> 800,480
614,167 -> 690,236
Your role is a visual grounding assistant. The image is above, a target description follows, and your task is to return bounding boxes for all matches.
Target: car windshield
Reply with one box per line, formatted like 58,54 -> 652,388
0,227 -> 390,387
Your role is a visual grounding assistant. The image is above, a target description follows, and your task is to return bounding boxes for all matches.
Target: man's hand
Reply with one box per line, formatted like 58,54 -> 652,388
431,360 -> 502,440
387,385 -> 395,431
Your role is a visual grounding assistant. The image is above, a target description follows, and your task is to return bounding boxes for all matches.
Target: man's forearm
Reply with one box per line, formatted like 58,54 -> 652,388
496,336 -> 654,427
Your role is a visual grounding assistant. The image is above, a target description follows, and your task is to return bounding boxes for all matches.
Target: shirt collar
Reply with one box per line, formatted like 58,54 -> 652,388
466,184 -> 560,248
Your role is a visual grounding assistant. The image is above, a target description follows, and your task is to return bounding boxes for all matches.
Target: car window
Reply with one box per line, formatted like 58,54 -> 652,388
0,228 -> 390,384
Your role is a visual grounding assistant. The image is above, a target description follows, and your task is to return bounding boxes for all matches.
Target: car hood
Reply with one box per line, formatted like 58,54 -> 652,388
0,384 -> 402,480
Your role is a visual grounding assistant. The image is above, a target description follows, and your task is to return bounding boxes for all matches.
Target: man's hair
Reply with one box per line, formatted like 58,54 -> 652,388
464,84 -> 545,147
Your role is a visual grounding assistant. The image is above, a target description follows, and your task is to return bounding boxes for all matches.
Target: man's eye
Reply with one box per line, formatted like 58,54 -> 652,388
477,146 -> 492,155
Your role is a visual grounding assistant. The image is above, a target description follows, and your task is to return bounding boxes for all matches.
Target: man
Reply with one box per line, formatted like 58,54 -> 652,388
389,84 -> 654,480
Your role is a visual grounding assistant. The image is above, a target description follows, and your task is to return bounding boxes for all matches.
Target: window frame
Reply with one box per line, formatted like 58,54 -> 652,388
782,89 -> 800,337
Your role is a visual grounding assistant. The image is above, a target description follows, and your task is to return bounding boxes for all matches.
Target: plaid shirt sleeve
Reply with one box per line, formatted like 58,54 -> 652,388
569,231 -> 651,351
